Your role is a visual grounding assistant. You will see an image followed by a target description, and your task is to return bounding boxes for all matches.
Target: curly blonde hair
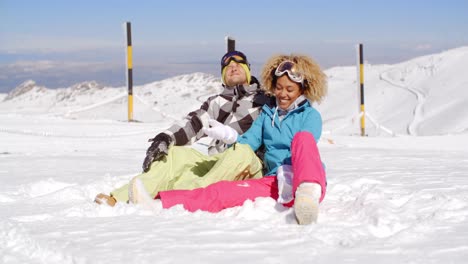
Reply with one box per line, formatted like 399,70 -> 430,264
261,54 -> 327,103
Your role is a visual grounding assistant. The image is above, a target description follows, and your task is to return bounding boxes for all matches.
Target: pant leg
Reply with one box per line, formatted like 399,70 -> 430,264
173,143 -> 263,190
291,131 -> 327,202
159,177 -> 278,213
111,146 -> 216,202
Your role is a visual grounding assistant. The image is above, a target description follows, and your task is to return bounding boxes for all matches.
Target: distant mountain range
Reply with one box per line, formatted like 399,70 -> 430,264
0,73 -> 221,123
2,47 -> 468,136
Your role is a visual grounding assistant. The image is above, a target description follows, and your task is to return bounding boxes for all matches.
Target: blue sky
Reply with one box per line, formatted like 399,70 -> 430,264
1,0 -> 467,92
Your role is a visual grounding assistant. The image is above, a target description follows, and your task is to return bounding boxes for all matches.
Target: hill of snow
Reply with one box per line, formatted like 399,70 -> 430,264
317,46 -> 468,136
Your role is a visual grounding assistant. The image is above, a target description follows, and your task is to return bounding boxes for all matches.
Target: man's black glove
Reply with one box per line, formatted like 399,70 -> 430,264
142,133 -> 173,172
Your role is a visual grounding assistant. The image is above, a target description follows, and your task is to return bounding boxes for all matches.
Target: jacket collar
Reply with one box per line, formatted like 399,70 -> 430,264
265,96 -> 308,113
263,95 -> 310,119
268,95 -> 309,126
221,82 -> 259,99
276,95 -> 308,116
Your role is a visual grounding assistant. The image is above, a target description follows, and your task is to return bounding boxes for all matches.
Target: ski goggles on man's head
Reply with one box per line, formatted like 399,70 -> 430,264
221,51 -> 249,69
274,61 -> 304,84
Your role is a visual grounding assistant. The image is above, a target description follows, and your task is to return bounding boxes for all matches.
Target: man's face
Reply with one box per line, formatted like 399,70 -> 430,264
224,61 -> 248,87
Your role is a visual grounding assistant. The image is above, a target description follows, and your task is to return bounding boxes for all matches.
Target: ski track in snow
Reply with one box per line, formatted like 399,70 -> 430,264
380,69 -> 427,136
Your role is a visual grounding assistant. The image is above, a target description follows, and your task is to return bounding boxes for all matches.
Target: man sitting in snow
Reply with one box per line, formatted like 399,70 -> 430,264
95,50 -> 273,206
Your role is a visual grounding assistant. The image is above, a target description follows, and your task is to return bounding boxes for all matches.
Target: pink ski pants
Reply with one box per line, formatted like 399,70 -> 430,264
158,131 -> 326,212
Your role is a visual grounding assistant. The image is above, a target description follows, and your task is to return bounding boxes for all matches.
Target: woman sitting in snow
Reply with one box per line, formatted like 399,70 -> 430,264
132,53 -> 328,224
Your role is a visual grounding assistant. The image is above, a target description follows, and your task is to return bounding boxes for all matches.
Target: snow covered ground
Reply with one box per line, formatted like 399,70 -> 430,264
1,47 -> 468,263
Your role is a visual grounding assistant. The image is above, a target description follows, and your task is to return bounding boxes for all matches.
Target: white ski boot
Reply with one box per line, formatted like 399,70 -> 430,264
128,178 -> 162,212
294,183 -> 321,225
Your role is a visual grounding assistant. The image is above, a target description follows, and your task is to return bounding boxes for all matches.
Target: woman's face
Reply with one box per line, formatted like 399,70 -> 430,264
274,75 -> 303,110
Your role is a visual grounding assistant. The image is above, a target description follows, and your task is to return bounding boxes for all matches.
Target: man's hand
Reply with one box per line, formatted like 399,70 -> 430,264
202,119 -> 238,144
142,133 -> 172,172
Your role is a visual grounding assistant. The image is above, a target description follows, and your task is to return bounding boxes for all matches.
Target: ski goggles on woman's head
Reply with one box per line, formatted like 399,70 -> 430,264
221,51 -> 249,69
274,61 -> 304,84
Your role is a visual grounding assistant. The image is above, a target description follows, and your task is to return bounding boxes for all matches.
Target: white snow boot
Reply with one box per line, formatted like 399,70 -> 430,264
128,178 -> 163,212
294,183 -> 321,225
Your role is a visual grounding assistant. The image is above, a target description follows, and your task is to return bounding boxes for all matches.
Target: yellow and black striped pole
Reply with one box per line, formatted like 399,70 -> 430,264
358,43 -> 366,136
125,22 -> 133,122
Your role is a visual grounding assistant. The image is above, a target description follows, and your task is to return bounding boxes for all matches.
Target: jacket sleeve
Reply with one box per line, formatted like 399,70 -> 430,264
301,108 -> 322,142
163,96 -> 219,146
236,110 -> 265,151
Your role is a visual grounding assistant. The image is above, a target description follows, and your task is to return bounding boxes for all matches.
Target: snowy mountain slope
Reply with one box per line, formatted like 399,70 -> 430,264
317,46 -> 468,136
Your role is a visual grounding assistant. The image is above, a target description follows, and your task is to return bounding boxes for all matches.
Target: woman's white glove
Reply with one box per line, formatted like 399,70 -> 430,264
202,119 -> 238,144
